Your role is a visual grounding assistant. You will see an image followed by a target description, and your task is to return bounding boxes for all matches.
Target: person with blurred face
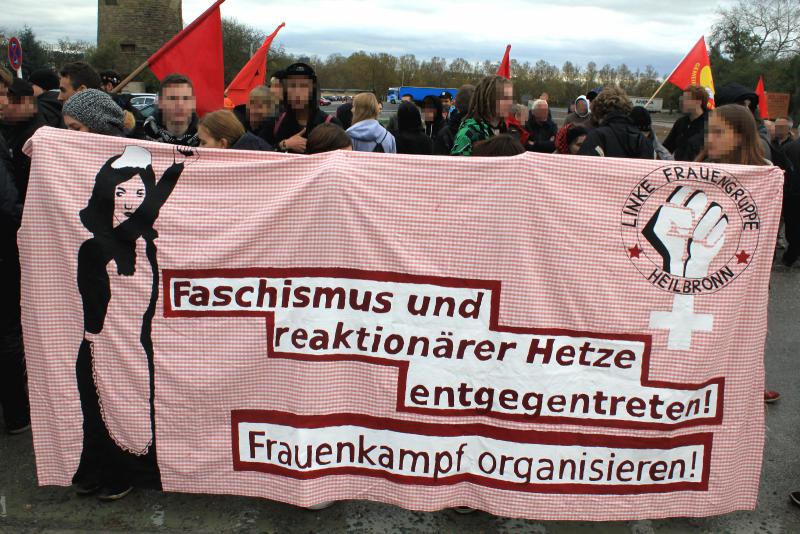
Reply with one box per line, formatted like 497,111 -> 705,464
451,75 -> 513,156
563,95 -> 593,130
525,99 -> 557,153
269,72 -> 284,109
261,63 -> 341,153
143,73 -> 199,146
0,78 -> 46,201
439,91 -> 453,119
774,116 -> 794,147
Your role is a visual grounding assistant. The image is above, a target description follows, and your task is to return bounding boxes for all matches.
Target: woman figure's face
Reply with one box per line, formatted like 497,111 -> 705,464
113,175 -> 145,227
706,113 -> 738,162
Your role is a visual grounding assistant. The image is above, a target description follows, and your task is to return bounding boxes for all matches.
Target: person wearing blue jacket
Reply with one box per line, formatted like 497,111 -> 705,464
346,93 -> 396,153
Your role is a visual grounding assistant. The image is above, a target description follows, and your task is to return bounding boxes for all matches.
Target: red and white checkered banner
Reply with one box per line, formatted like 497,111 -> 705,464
20,127 -> 783,520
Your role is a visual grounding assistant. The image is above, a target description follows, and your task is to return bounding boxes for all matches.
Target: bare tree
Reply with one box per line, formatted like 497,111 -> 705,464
712,0 -> 800,59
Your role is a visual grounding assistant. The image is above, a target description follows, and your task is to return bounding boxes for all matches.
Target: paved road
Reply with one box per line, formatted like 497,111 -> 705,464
1,254 -> 798,533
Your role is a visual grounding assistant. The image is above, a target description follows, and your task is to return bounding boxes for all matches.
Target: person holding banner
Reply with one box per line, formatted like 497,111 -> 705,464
62,89 -> 125,137
198,109 -> 272,150
451,75 -> 513,156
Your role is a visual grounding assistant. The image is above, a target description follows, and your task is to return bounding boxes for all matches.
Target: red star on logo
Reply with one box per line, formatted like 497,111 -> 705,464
628,244 -> 642,259
735,250 -> 750,264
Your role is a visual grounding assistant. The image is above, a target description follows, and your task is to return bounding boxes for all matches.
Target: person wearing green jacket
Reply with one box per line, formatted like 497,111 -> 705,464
451,75 -> 513,156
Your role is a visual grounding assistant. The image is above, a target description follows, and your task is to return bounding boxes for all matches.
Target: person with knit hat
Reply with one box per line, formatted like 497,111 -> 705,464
62,89 -> 125,137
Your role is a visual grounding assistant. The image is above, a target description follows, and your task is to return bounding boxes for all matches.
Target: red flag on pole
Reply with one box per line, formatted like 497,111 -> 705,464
148,0 -> 226,116
755,76 -> 769,119
667,36 -> 716,109
225,22 -> 285,107
497,45 -> 511,79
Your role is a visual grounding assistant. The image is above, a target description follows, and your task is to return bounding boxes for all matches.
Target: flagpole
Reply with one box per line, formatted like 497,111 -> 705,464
644,58 -> 683,108
111,60 -> 149,94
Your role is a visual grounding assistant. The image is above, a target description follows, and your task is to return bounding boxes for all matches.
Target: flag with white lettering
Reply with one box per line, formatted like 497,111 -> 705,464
20,127 -> 782,520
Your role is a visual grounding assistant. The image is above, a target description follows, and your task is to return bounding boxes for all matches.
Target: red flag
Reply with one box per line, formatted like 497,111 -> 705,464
226,22 -> 285,107
149,0 -> 225,116
497,45 -> 511,79
667,36 -> 716,109
755,76 -> 769,119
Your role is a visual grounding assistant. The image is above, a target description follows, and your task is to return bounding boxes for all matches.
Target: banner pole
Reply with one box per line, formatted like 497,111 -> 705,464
111,60 -> 149,94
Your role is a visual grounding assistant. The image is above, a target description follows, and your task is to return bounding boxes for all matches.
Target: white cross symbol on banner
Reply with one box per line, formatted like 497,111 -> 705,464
649,295 -> 714,351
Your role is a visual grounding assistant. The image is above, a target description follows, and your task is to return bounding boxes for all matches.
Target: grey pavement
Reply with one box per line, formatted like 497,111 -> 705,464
2,256 -> 799,533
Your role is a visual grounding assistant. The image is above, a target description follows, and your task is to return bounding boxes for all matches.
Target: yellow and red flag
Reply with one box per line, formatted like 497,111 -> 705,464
667,36 -> 715,109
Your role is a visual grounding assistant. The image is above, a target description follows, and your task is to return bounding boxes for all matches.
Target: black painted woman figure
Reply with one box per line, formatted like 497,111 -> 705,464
72,145 -> 194,501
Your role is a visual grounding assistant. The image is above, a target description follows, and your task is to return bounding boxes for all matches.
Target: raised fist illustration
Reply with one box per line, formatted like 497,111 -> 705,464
642,186 -> 728,278
173,145 -> 200,166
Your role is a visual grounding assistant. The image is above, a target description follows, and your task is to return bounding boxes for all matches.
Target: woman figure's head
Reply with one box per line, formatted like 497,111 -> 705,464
306,123 -> 352,154
466,75 -> 513,125
81,146 -> 156,234
351,92 -> 381,125
198,110 -> 246,149
702,104 -> 765,165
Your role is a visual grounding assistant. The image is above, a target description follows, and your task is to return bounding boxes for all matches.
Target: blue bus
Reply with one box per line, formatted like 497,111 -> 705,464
387,86 -> 459,104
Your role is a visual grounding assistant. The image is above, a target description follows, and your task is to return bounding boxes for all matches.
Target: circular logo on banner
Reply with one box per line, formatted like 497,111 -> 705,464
8,37 -> 22,71
620,165 -> 760,295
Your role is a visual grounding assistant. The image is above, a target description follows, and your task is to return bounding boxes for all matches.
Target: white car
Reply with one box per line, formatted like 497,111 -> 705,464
128,93 -> 158,109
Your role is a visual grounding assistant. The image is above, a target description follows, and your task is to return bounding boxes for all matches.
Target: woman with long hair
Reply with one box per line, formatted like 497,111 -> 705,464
72,145 -> 192,500
695,104 -> 766,165
346,93 -> 396,153
695,104 -> 779,405
450,76 -> 513,156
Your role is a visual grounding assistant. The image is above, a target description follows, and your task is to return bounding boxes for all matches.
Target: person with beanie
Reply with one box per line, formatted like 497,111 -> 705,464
395,102 -> 434,155
629,106 -> 672,160
29,68 -> 63,128
563,95 -> 593,130
434,84 -> 474,155
62,89 -> 125,137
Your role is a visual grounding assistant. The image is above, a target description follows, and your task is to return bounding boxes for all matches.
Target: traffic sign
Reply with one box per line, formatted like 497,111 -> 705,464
8,37 -> 22,76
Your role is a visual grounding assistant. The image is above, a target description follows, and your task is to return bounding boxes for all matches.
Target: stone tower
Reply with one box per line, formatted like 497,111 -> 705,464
97,0 -> 183,75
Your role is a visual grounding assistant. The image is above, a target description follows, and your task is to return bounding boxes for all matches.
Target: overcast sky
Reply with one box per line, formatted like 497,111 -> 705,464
5,0 -> 729,77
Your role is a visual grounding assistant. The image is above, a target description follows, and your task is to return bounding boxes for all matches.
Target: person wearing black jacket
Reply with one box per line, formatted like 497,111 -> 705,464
525,99 -> 558,153
434,84 -> 474,155
783,138 -> 800,266
395,102 -> 433,155
578,87 -> 654,159
663,84 -> 708,161
259,63 -> 341,153
29,68 -> 63,128
0,78 -> 47,202
422,95 -> 447,141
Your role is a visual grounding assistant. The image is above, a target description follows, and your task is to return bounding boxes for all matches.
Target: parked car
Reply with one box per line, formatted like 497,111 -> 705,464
319,97 -> 332,107
128,93 -> 158,109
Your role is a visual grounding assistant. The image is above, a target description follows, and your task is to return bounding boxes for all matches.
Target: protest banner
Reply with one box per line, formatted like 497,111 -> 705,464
20,127 -> 782,520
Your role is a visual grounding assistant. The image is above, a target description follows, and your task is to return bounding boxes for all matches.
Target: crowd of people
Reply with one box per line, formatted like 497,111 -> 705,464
0,58 -> 799,504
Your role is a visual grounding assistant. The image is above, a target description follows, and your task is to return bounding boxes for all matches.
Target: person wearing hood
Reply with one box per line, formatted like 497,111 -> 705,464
29,68 -> 63,128
525,99 -> 558,153
395,102 -> 434,155
563,95 -> 593,130
578,88 -> 654,159
143,73 -> 200,146
662,85 -> 708,162
62,89 -> 126,137
451,76 -> 513,156
198,110 -> 272,151
346,93 -> 395,153
421,95 -> 447,141
434,84 -> 474,155
260,62 -> 341,153
630,106 -> 673,160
